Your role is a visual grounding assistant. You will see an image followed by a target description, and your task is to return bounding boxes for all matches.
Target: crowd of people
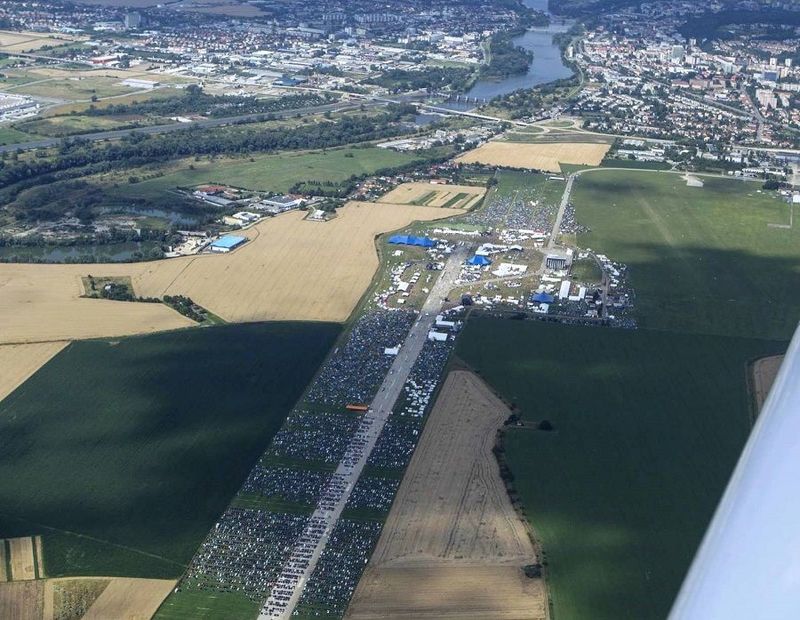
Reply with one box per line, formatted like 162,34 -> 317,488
461,186 -> 557,232
182,508 -> 309,601
307,309 -> 417,405
345,476 -> 400,513
368,339 -> 453,469
269,410 -> 361,464
560,202 -> 590,235
242,466 -> 332,506
172,289 -> 464,619
294,519 -> 384,617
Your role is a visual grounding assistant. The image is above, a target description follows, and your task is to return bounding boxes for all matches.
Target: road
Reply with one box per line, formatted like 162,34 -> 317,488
259,246 -> 469,620
548,173 -> 575,251
0,100 -> 371,153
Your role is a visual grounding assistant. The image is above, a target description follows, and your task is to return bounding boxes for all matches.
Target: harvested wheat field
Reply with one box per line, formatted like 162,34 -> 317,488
0,581 -> 43,620
378,182 -> 485,210
80,578 -> 175,620
0,543 -> 6,583
40,576 -> 174,620
456,141 -> 610,172
0,202 -> 455,343
752,355 -> 784,411
0,30 -> 75,52
131,201 -> 459,323
8,537 -> 36,582
348,566 -> 544,620
346,370 -> 546,620
0,342 -> 68,402
0,263 -> 194,345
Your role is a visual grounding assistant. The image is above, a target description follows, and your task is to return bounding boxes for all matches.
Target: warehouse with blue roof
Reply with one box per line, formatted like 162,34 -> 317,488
210,235 -> 247,253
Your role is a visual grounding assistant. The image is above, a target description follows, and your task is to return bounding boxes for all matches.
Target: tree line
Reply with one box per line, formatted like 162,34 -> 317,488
84,85 -> 333,119
0,105 -> 420,208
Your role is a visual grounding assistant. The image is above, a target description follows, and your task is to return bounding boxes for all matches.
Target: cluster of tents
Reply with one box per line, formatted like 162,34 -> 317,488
531,292 -> 555,304
466,255 -> 491,266
388,235 -> 436,248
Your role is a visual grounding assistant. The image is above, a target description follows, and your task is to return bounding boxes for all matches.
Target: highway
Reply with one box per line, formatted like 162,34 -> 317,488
0,100 -> 371,153
259,246 -> 469,620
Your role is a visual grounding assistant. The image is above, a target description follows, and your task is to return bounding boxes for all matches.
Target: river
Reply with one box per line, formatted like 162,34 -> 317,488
442,0 -> 573,109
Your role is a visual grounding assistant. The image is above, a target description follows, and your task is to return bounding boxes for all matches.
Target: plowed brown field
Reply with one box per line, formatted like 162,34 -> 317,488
0,581 -> 43,620
346,370 -> 546,620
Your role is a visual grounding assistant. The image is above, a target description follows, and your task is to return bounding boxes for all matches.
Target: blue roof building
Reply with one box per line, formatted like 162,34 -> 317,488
210,235 -> 247,253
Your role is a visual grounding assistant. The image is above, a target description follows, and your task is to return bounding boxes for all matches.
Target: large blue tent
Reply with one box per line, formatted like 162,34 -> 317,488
467,255 -> 492,266
388,235 -> 435,248
531,292 -> 555,304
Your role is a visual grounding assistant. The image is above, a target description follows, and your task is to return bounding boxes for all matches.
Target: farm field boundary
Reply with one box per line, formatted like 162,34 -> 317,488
346,370 -> 546,620
0,343 -> 67,403
0,322 -> 340,578
0,202 -> 458,344
456,141 -> 610,172
457,318 -> 786,620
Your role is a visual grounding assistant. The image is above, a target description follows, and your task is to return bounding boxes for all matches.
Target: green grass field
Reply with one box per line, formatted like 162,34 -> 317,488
111,146 -> 422,199
457,318 -> 786,620
0,125 -> 31,145
17,114 -> 148,137
14,76 -> 136,100
487,169 -> 565,209
0,322 -> 340,578
154,589 -> 259,620
573,170 -> 800,340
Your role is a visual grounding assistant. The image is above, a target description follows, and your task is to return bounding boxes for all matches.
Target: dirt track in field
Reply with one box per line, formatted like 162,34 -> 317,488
0,581 -> 43,620
456,141 -> 609,172
378,182 -> 485,210
346,370 -> 546,620
752,355 -> 784,411
0,202 -> 458,344
0,343 -> 68,403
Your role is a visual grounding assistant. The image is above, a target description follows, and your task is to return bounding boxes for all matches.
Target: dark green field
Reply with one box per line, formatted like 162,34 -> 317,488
0,322 -> 340,578
154,589 -> 259,620
573,170 -> 800,340
457,318 -> 786,620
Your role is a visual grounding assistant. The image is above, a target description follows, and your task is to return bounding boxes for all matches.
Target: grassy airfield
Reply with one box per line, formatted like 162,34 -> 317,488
457,169 -> 794,620
573,170 -> 800,340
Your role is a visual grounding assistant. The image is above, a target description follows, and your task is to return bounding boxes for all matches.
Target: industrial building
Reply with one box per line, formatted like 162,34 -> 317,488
210,235 -> 247,253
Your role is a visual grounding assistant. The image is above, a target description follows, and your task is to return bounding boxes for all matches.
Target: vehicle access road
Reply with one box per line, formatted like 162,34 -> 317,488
0,99 -> 372,154
548,172 -> 575,252
260,245 -> 469,620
